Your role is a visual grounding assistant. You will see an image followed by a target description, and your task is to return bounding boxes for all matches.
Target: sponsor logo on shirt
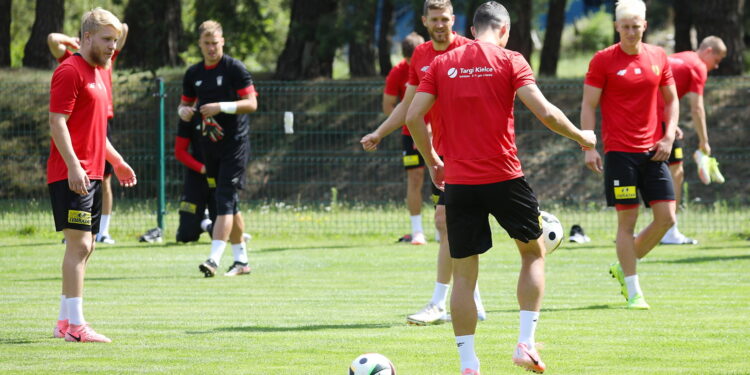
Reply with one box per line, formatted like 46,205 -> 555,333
448,66 -> 495,78
217,76 -> 223,86
67,210 -> 92,226
195,80 -> 203,87
447,68 -> 457,78
421,65 -> 430,72
617,69 -> 627,76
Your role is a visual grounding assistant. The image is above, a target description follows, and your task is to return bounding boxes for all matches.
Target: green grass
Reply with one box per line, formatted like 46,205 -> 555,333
1,232 -> 749,374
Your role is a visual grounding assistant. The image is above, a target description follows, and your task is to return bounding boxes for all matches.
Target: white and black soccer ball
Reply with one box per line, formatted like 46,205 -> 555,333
349,353 -> 396,375
540,210 -> 564,254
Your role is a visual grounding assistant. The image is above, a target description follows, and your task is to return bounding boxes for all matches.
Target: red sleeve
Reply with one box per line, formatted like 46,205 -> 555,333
49,63 -> 79,114
659,56 -> 675,87
174,136 -> 204,173
384,66 -> 401,96
511,53 -> 536,90
584,52 -> 606,89
417,59 -> 438,95
688,64 -> 707,95
181,95 -> 197,103
237,85 -> 258,97
56,49 -> 73,64
408,51 -> 421,86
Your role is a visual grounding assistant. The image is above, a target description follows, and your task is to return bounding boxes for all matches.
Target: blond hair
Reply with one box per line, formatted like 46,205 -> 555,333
615,0 -> 646,21
198,20 -> 223,38
81,7 -> 123,37
423,0 -> 453,16
698,36 -> 727,55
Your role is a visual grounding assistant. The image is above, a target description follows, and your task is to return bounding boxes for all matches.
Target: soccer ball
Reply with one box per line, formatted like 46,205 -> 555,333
540,210 -> 564,254
349,353 -> 396,375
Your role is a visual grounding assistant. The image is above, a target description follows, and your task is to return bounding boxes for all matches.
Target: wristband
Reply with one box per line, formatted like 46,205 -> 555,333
219,102 -> 237,114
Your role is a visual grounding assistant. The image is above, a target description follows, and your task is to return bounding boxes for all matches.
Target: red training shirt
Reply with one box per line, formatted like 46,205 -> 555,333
48,54 -> 110,184
409,33 -> 472,153
418,40 -> 535,185
655,51 -> 707,136
58,49 -> 119,119
584,43 -> 674,153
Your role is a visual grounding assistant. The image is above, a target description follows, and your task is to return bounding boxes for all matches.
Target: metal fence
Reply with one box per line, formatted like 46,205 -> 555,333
1,76 -> 748,238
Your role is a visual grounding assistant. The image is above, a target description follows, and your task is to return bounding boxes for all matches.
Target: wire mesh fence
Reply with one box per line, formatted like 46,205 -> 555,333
1,76 -> 748,239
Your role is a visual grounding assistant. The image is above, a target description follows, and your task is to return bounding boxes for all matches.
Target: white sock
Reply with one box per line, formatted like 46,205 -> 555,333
430,282 -> 450,310
473,284 -> 485,313
66,297 -> 85,326
209,240 -> 227,265
624,275 -> 643,299
410,214 -> 423,235
456,335 -> 480,372
58,295 -> 67,321
99,214 -> 111,236
232,242 -> 248,264
200,218 -> 212,232
519,310 -> 540,350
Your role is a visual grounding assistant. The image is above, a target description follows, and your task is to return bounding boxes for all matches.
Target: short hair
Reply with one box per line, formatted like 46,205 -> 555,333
81,7 -> 122,38
698,36 -> 727,55
473,1 -> 510,33
198,20 -> 223,38
615,0 -> 646,21
401,32 -> 425,58
423,0 -> 453,16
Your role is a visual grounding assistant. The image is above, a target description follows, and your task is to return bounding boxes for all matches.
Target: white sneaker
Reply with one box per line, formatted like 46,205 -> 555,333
242,233 -> 252,242
410,232 -> 427,245
661,232 -> 698,245
95,234 -> 115,244
406,303 -> 448,325
693,150 -> 711,185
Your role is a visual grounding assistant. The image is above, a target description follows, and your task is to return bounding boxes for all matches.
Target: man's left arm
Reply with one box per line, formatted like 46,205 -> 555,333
105,139 -> 137,187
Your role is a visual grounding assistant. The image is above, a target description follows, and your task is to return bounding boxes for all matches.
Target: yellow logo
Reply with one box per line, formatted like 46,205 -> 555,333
537,214 -> 543,229
431,194 -> 440,205
179,201 -> 197,214
614,186 -> 637,200
674,147 -> 683,159
651,65 -> 660,76
67,210 -> 92,225
207,177 -> 216,188
403,154 -> 420,167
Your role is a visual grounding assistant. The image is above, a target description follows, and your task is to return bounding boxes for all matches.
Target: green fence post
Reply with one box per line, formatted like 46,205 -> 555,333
156,77 -> 166,231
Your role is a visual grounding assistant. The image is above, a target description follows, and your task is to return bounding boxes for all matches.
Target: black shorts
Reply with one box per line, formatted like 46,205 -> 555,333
431,183 -> 445,206
402,135 -> 425,170
604,151 -> 675,207
201,136 -> 249,215
668,138 -> 684,165
445,177 -> 542,259
48,179 -> 102,233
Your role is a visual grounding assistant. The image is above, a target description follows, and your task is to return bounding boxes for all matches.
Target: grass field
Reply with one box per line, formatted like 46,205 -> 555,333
1,232 -> 749,374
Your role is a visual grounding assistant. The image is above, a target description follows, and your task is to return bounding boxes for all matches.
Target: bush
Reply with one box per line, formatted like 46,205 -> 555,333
564,8 -> 614,53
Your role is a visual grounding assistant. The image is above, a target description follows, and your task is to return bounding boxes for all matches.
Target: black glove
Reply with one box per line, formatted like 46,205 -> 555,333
201,116 -> 224,142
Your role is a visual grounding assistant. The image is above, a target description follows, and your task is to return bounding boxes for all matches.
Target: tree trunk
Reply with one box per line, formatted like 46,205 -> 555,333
378,0 -> 394,76
22,0 -> 63,69
275,0 -> 340,80
464,0 -> 484,37
692,0 -> 745,75
539,0 -> 567,76
673,0 -> 694,51
349,0 -> 378,77
411,0 -> 429,40
506,0 -> 533,63
121,0 -> 182,70
0,0 -> 10,67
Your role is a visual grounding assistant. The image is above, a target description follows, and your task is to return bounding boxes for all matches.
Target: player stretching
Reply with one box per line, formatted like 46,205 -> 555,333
383,32 -> 429,245
658,36 -> 727,245
49,8 -> 136,343
406,3 -> 595,373
361,0 -> 486,326
179,20 -> 258,277
582,0 -> 679,309
47,23 -> 129,244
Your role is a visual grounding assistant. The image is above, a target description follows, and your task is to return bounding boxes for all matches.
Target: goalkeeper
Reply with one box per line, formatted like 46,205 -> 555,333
178,20 -> 258,277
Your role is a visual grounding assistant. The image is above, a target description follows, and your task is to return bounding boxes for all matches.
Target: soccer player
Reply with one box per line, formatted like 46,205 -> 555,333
658,36 -> 727,245
49,8 -> 136,343
581,0 -> 679,309
178,20 -> 257,277
361,0 -> 486,326
174,116 -> 217,244
383,31 -> 429,245
406,3 -> 596,373
47,25 -> 128,245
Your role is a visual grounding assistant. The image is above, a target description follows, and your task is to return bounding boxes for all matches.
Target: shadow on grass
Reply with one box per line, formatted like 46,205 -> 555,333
484,304 -> 613,314
259,244 -> 381,253
0,338 -> 40,345
652,254 -> 750,264
186,322 -> 393,334
17,276 -> 171,282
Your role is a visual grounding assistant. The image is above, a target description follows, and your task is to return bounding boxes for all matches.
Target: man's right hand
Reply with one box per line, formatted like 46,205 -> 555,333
178,106 -> 195,122
360,132 -> 381,151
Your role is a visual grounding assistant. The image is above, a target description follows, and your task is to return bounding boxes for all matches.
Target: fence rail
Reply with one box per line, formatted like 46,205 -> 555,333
1,77 -> 748,238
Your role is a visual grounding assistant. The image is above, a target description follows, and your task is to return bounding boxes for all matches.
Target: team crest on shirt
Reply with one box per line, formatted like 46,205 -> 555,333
217,76 -> 223,86
421,65 -> 430,72
195,80 -> 202,87
651,65 -> 660,76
